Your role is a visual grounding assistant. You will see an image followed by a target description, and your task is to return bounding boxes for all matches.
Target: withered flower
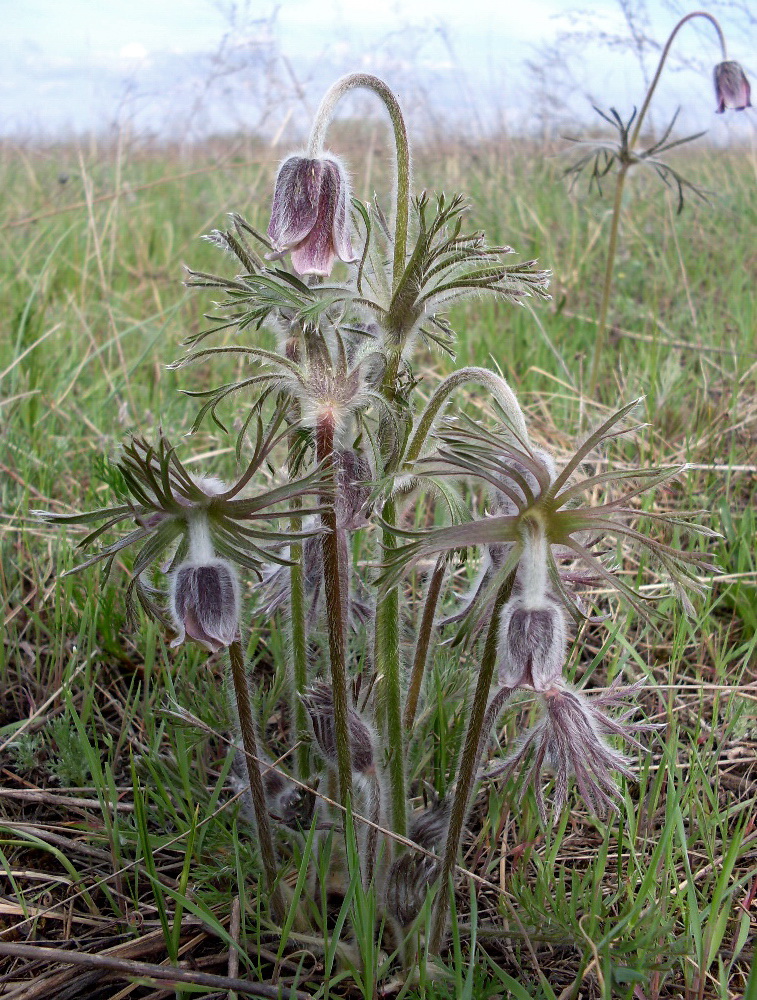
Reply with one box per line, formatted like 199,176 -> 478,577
487,681 -> 655,821
267,154 -> 356,276
714,61 -> 752,113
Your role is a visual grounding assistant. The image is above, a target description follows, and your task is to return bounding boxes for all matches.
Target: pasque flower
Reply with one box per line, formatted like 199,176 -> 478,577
267,154 -> 356,276
169,506 -> 241,652
382,399 -> 715,624
35,422 -> 327,629
714,61 -> 752,113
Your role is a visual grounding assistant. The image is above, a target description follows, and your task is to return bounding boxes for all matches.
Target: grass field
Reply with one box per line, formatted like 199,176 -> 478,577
1,129 -> 756,998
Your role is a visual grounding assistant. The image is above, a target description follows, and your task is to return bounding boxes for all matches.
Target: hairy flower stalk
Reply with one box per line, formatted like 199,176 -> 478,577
428,575 -> 515,953
585,10 -> 749,395
305,75 -> 414,842
229,638 -> 285,923
316,411 -> 353,808
288,434 -> 310,779
404,556 -> 447,730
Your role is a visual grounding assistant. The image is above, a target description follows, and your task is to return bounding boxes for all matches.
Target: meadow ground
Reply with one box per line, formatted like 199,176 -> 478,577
0,130 -> 755,998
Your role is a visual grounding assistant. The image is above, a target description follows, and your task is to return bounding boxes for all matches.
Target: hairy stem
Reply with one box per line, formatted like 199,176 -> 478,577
630,11 -> 727,150
228,638 -> 285,923
307,72 -> 410,291
376,496 -> 407,839
316,415 -> 353,807
429,574 -> 515,953
587,162 -> 629,397
406,367 -> 530,463
404,556 -> 446,730
289,508 -> 309,779
286,383 -> 310,778
363,772 -> 382,889
589,11 -> 727,396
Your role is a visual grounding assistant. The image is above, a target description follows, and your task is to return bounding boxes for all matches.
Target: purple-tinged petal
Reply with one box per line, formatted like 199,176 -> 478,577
714,61 -> 752,113
267,156 -> 324,249
170,559 -> 240,653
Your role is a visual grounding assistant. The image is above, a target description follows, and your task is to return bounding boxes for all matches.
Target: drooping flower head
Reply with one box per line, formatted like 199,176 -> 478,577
714,61 -> 752,113
35,421 -> 327,635
170,558 -> 240,652
267,154 -> 356,276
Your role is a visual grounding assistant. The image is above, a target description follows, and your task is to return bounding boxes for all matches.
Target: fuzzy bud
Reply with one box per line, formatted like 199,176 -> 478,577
497,597 -> 566,691
170,558 -> 240,653
408,798 -> 450,850
300,682 -> 375,776
714,61 -> 752,113
267,154 -> 356,276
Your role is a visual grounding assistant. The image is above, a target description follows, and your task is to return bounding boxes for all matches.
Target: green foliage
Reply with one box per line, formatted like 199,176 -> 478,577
0,128 -> 754,998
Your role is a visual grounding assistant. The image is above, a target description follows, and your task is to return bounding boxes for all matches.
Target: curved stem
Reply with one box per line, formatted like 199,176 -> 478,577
228,638 -> 285,923
586,162 -> 628,397
404,556 -> 446,731
589,11 -> 727,397
307,73 -> 410,291
629,11 -> 727,149
406,367 -> 530,464
428,573 -> 515,954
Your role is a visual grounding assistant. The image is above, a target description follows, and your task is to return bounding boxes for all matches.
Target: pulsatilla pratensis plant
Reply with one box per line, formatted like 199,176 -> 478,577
563,10 -> 751,394
40,68 -> 716,977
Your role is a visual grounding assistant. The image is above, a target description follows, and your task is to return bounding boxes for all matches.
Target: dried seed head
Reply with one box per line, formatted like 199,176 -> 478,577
267,154 -> 356,276
384,852 -> 440,928
301,681 -> 375,775
497,597 -> 567,691
714,61 -> 752,113
169,558 -> 240,652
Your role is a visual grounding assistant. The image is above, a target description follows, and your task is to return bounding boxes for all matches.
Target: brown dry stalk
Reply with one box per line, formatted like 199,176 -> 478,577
0,941 -> 311,999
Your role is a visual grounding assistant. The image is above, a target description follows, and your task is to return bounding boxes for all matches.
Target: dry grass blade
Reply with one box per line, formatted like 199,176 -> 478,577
0,942 -> 311,1000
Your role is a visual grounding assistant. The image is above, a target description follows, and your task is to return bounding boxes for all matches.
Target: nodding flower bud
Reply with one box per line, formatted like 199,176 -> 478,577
169,508 -> 240,652
498,518 -> 567,690
300,682 -> 375,776
497,598 -> 566,691
267,154 -> 356,276
714,61 -> 752,113
170,558 -> 240,653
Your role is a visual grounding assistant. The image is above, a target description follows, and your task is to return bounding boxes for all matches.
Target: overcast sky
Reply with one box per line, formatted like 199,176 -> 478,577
3,0 -> 755,139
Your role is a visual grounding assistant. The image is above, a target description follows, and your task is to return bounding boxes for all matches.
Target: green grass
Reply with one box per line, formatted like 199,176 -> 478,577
1,132 -> 755,998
